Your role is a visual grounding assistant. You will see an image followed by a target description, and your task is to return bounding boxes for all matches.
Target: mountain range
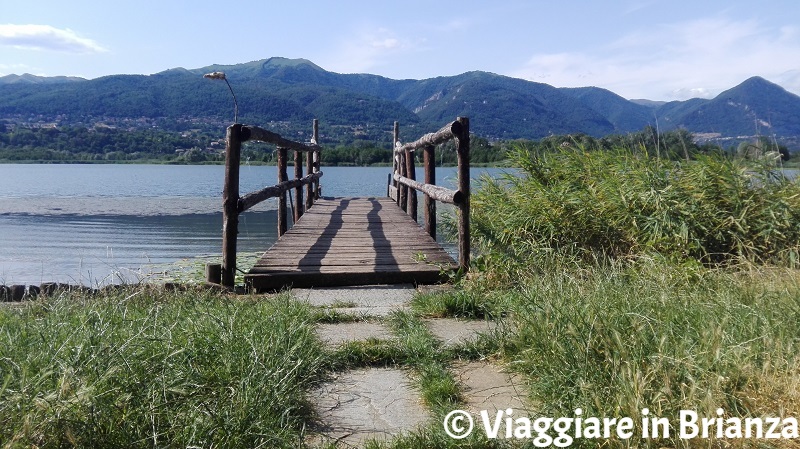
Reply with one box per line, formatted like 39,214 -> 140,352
2,57 -> 800,145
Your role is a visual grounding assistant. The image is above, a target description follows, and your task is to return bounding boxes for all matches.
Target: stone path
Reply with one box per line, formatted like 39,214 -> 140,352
315,322 -> 394,346
424,317 -> 498,348
454,361 -> 531,416
308,368 -> 429,446
297,284 -> 531,447
294,284 -> 414,317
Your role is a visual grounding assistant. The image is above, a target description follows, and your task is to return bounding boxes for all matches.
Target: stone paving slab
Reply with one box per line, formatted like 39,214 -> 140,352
453,361 -> 531,415
316,322 -> 394,347
293,284 -> 414,317
424,318 -> 497,347
308,368 -> 429,447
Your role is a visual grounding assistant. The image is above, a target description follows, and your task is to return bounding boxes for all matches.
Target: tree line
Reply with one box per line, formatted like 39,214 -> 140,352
0,125 -> 222,163
0,123 -> 790,165
0,124 -> 510,165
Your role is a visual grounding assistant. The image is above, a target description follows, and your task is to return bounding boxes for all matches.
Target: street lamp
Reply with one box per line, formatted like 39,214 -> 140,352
203,71 -> 239,124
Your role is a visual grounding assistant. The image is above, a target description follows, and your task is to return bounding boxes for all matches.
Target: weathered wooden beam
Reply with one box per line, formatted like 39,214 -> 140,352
294,150 -> 304,222
395,120 -> 462,154
456,116 -> 470,271
241,125 -> 320,153
393,173 -> 463,205
305,140 -> 314,210
423,144 -> 436,239
312,119 -> 321,199
392,122 -> 399,193
398,149 -> 407,212
277,147 -> 288,236
313,150 -> 321,198
238,172 -> 323,213
405,146 -> 417,221
222,124 -> 242,287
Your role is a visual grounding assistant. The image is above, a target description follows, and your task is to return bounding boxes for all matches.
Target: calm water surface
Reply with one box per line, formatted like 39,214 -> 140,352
0,164 -> 511,285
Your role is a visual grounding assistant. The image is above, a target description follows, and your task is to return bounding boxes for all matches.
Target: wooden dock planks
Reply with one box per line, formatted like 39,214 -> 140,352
245,197 -> 457,291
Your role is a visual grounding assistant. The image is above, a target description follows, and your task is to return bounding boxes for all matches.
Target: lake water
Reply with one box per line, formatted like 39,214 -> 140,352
0,164 -> 511,286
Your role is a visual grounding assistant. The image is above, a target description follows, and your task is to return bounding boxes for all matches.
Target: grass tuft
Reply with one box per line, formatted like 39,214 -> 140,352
0,288 -> 326,448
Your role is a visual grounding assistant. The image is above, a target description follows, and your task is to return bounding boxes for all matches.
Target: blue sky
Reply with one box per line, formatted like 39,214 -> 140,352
1,1 -> 799,101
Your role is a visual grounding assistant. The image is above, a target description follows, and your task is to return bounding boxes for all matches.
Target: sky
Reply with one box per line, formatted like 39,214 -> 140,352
1,1 -> 799,101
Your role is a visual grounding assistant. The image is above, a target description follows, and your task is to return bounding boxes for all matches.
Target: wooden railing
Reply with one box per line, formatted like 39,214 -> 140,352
216,120 -> 322,287
388,117 -> 470,271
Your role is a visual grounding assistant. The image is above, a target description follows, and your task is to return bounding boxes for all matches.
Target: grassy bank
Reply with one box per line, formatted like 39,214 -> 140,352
438,263 -> 800,448
442,145 -> 800,448
2,147 -> 799,448
3,269 -> 797,448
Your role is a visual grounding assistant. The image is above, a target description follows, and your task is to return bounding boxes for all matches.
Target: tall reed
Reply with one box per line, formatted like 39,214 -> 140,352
469,144 -> 800,285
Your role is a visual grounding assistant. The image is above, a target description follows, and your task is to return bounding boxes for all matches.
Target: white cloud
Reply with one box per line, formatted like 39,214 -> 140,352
0,62 -> 33,76
321,26 -> 420,74
372,37 -> 399,49
510,17 -> 800,100
0,24 -> 107,54
775,69 -> 800,95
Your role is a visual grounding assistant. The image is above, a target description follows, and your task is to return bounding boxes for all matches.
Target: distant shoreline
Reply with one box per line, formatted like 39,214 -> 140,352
0,159 -> 507,168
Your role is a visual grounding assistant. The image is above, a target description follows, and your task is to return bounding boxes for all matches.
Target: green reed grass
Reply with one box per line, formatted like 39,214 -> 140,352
469,145 -> 800,286
432,146 -> 800,447
0,288 -> 326,449
497,262 -> 800,448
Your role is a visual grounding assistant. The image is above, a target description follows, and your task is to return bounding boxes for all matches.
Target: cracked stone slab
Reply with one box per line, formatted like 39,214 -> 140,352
454,361 -> 532,415
293,284 -> 415,316
316,322 -> 394,347
308,368 -> 430,446
424,318 -> 497,347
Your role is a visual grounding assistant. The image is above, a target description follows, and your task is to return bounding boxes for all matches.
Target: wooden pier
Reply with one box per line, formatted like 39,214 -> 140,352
214,118 -> 470,292
245,197 -> 456,291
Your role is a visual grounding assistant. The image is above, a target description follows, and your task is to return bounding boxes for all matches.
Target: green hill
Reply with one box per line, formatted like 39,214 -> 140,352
2,57 -> 799,144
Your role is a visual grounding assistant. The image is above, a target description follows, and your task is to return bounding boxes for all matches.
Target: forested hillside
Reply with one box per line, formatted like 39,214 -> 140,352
1,57 -> 799,161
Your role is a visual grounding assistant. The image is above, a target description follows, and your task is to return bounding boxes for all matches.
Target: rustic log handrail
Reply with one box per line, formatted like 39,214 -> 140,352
389,117 -> 470,272
219,120 -> 322,287
394,120 -> 462,154
239,171 -> 324,213
392,173 -> 463,205
240,125 -> 321,153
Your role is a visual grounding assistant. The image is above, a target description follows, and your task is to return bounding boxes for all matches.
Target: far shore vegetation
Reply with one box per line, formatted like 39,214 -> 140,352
0,122 -> 797,168
1,136 -> 800,447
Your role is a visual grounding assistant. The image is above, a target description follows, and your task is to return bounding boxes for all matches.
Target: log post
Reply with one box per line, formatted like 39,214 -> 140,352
396,122 -> 407,212
394,122 -> 404,208
405,147 -> 417,221
398,149 -> 407,212
205,263 -> 222,284
456,116 -> 470,271
277,147 -> 288,236
312,119 -> 321,199
222,124 -> 242,287
314,149 -> 321,198
294,150 -> 303,222
423,144 -> 436,239
394,150 -> 402,207
392,122 -> 399,194
305,135 -> 314,209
